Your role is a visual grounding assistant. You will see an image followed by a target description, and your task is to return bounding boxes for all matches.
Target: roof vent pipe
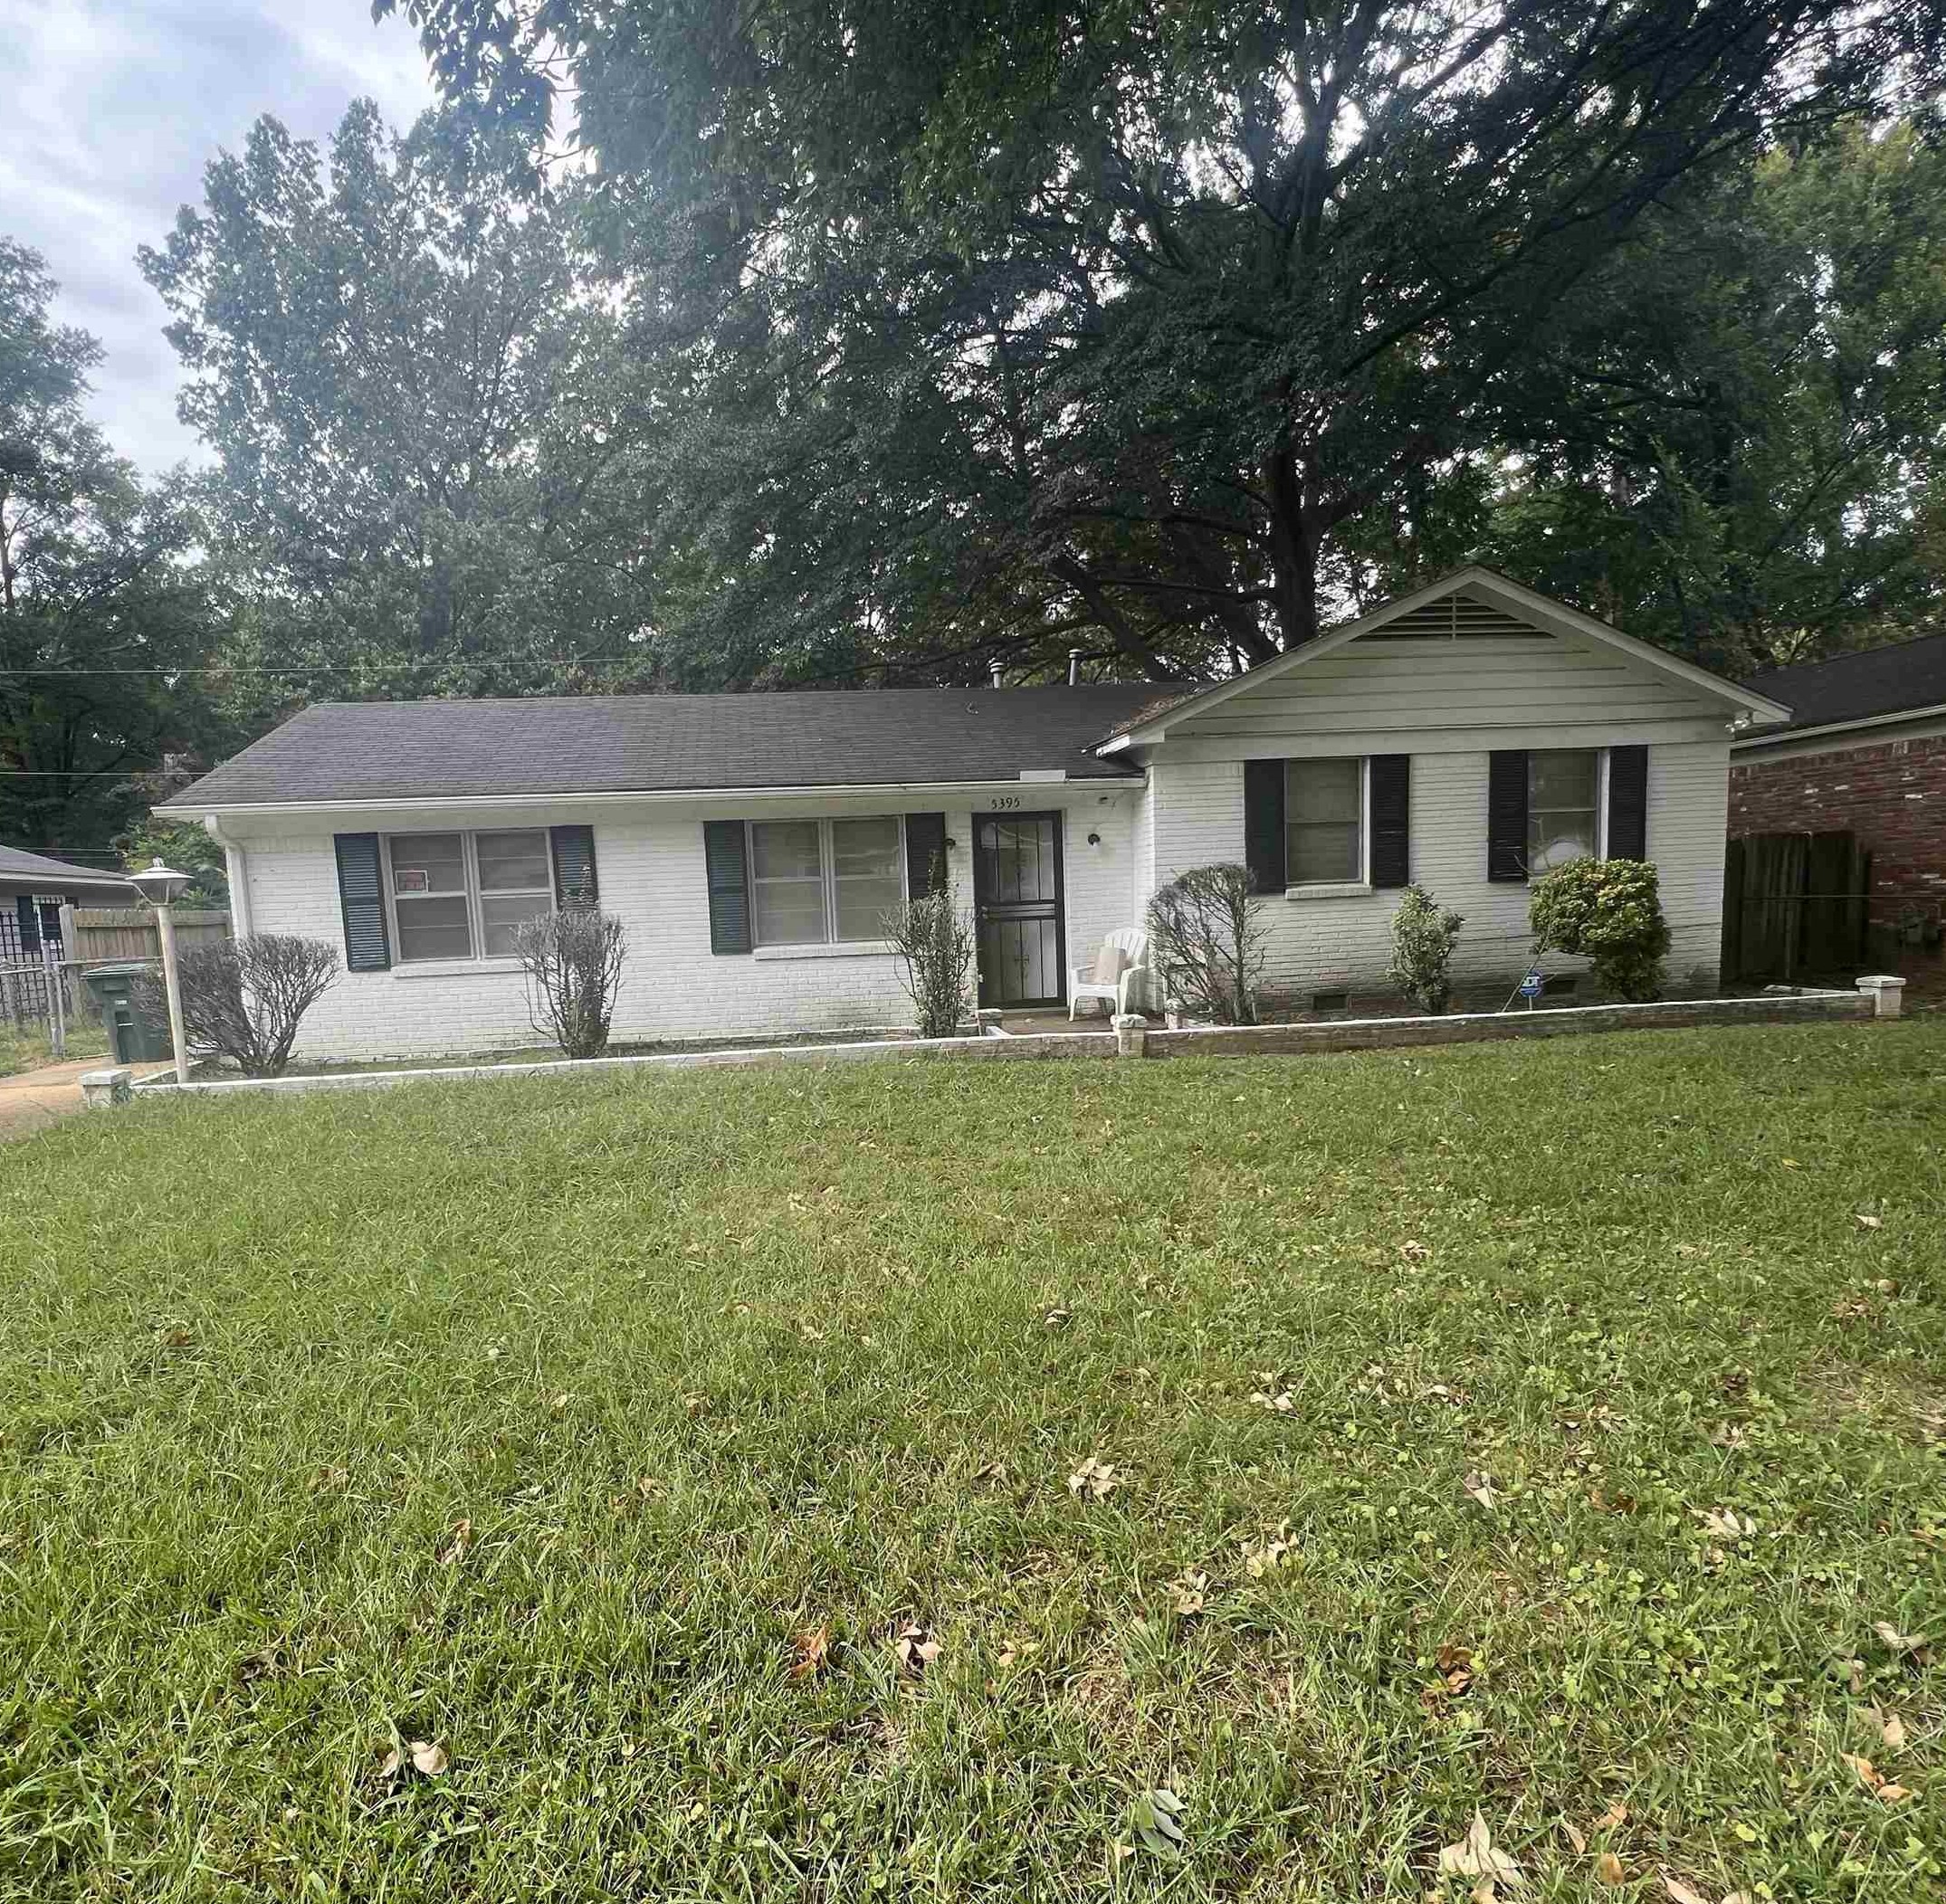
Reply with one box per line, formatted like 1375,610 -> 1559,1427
1068,647 -> 1083,686
988,658 -> 1004,689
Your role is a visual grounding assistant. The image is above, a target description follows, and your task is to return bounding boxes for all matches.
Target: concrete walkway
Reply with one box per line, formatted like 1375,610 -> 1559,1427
0,1056 -> 167,1140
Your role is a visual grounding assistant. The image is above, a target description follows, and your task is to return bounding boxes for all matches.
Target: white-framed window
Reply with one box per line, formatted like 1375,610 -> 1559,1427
749,815 -> 904,946
1284,757 -> 1366,886
384,829 -> 555,962
1527,750 -> 1604,871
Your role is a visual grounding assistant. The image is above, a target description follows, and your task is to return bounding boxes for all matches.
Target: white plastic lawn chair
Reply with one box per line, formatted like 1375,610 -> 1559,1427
1070,927 -> 1150,1021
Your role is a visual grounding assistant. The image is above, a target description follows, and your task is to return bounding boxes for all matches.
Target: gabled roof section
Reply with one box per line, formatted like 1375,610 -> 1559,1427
1738,631 -> 1946,738
1094,566 -> 1791,750
157,684 -> 1158,813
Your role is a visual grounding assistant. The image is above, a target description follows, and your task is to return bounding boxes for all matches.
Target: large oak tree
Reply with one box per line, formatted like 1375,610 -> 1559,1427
387,0 -> 1940,683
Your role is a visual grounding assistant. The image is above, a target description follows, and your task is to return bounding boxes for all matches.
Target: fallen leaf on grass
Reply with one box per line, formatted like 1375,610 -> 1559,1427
1169,1571 -> 1210,1616
893,1623 -> 940,1677
377,1747 -> 402,1780
1043,1307 -> 1072,1328
1249,1388 -> 1297,1413
1591,1801 -> 1628,1833
1660,1877 -> 1751,1904
154,1324 -> 195,1349
1067,1456 -> 1119,1499
1695,1507 -> 1757,1540
1131,1787 -> 1186,1862
1438,1813 -> 1522,1890
1855,1213 -> 1883,1229
1842,1753 -> 1913,1804
1874,1621 -> 1929,1657
1561,1822 -> 1587,1854
409,1739 -> 449,1775
1877,1708 -> 1908,1749
1241,1521 -> 1297,1578
310,1464 -> 348,1493
789,1624 -> 832,1680
437,1518 -> 472,1566
1596,1851 -> 1626,1885
1462,1471 -> 1499,1510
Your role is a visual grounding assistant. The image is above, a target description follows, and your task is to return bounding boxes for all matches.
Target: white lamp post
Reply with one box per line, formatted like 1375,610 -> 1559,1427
129,858 -> 194,1084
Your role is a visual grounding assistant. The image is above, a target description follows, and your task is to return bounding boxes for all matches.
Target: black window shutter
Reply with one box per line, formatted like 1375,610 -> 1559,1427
1487,749 -> 1530,883
1607,746 -> 1648,861
333,833 -> 391,971
549,824 -> 599,908
16,896 -> 40,954
904,812 -> 947,900
703,821 -> 752,954
1369,754 -> 1411,889
1243,758 -> 1286,894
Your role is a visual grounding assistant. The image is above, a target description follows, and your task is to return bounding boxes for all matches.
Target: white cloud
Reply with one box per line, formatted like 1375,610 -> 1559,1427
0,0 -> 437,473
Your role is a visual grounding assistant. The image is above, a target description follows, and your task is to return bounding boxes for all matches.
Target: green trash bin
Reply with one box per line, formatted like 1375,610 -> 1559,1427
81,962 -> 174,1064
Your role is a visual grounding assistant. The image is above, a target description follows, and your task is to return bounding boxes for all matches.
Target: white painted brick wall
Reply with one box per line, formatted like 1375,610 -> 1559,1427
235,791 -> 1145,1061
1149,741 -> 1728,1000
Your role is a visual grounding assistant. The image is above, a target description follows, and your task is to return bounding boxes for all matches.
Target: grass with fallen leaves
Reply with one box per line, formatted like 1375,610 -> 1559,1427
3,1018 -> 1944,1901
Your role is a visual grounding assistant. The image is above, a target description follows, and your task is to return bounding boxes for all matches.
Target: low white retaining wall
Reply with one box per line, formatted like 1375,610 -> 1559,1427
111,985 -> 1894,1104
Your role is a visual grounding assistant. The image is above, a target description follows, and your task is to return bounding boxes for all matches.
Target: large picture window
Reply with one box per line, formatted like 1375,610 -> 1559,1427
749,816 -> 904,946
1284,757 -> 1365,885
1527,751 -> 1602,871
386,830 -> 555,962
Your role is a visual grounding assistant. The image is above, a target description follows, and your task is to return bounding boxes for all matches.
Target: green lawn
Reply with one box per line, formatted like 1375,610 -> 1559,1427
4,1023 -> 1943,1902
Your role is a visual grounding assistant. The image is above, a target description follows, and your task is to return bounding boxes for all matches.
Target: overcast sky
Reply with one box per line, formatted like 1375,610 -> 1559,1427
5,1 -> 439,476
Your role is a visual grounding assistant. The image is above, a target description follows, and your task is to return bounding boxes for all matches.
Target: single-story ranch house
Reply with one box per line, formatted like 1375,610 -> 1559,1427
156,568 -> 1791,1061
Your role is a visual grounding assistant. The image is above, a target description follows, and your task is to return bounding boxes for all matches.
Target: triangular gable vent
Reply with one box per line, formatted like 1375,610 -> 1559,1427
1354,589 -> 1551,642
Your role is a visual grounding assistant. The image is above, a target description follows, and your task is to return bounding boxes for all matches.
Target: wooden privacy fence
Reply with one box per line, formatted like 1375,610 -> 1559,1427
69,909 -> 231,964
1722,832 -> 1870,985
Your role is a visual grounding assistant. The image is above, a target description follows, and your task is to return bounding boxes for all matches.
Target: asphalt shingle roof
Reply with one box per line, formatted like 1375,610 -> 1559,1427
1741,633 -> 1946,734
159,686 -> 1177,810
0,844 -> 136,892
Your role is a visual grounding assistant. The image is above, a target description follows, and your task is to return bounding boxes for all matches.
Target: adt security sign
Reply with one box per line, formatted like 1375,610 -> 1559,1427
1518,971 -> 1544,1001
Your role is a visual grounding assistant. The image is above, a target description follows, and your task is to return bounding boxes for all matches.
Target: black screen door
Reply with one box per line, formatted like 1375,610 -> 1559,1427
973,811 -> 1065,1008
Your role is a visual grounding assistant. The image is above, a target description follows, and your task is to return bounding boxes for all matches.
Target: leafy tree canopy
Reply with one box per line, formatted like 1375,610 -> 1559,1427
140,100 -> 663,707
0,241 -> 226,858
384,0 -> 1941,683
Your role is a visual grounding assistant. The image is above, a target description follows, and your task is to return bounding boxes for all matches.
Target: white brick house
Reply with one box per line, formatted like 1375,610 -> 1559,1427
156,569 -> 1789,1061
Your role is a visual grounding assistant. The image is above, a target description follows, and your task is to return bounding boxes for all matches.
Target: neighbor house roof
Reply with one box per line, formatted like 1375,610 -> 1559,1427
157,685 -> 1167,813
1737,632 -> 1946,740
1094,566 -> 1792,748
0,844 -> 137,897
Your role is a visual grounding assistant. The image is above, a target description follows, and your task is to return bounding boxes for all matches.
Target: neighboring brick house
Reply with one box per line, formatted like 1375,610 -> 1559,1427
0,845 -> 137,964
155,567 -> 1789,1061
1733,633 -> 1946,976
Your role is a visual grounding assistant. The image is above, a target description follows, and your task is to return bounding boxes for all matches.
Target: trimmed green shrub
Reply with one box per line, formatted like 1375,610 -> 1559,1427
1530,857 -> 1671,1002
1386,884 -> 1464,1014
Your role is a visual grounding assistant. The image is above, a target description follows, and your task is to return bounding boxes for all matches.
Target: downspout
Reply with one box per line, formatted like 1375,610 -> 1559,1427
204,814 -> 252,937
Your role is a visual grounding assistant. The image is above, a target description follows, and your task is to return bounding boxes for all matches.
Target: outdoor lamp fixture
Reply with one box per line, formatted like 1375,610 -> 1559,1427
129,858 -> 194,1085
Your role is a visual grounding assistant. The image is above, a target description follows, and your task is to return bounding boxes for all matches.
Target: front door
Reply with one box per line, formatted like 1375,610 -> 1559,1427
973,811 -> 1065,1008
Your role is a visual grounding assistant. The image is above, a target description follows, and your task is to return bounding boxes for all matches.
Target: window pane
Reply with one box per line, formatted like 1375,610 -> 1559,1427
754,881 -> 827,945
1529,750 -> 1599,871
482,891 -> 552,957
752,821 -> 823,881
1285,757 -> 1361,822
1285,757 -> 1361,883
390,833 -> 466,895
835,877 -> 901,941
1530,750 -> 1598,809
396,894 -> 472,961
1290,823 -> 1361,884
476,829 -> 551,892
831,816 -> 900,878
